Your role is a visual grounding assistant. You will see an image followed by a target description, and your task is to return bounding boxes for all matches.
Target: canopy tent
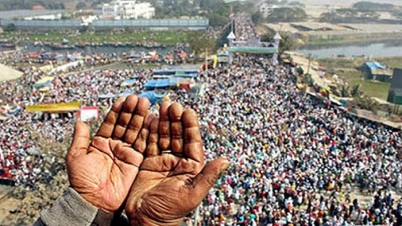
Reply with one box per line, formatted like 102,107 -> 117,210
127,53 -> 141,59
118,91 -> 135,97
144,79 -> 169,89
177,73 -> 197,78
34,76 -> 54,88
41,53 -> 52,59
130,75 -> 142,79
153,70 -> 176,76
168,77 -> 184,87
121,79 -> 137,87
139,91 -> 166,105
98,93 -> 116,99
26,101 -> 81,112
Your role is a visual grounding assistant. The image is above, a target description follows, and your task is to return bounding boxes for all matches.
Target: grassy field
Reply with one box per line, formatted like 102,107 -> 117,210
317,57 -> 399,100
0,30 -> 192,45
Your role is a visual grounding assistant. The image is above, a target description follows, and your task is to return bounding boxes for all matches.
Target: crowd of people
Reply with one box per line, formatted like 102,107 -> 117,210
0,13 -> 402,225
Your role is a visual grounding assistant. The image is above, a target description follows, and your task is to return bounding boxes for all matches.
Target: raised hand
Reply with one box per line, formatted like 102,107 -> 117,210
66,95 -> 154,213
125,102 -> 230,225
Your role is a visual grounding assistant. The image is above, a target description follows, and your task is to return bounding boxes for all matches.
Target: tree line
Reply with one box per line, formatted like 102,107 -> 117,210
320,1 -> 402,23
0,0 -> 65,11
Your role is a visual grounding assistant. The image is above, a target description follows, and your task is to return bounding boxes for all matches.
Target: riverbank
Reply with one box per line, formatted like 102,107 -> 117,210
0,30 -> 192,47
305,32 -> 402,46
302,36 -> 402,48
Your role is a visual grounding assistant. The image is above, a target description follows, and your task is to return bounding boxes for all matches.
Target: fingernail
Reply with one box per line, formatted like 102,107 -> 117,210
220,161 -> 231,172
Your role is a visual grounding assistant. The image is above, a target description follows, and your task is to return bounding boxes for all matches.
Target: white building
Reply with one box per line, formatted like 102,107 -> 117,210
260,2 -> 278,17
102,0 -> 155,20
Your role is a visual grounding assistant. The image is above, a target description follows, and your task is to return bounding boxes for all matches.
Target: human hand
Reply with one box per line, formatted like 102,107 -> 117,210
125,102 -> 230,225
66,95 -> 154,213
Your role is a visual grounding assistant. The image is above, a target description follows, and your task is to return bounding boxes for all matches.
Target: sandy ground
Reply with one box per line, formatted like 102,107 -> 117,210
0,64 -> 23,82
0,185 -> 18,224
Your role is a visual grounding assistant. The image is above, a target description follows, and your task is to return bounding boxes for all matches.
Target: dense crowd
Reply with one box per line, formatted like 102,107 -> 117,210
178,14 -> 402,226
0,13 -> 402,226
0,58 -> 153,188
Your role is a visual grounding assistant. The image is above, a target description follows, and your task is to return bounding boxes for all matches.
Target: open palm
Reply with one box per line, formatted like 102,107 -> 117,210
125,102 -> 229,225
66,95 -> 154,213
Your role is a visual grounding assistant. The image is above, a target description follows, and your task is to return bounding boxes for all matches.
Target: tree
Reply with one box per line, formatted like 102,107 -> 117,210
251,11 -> 263,24
288,1 -> 305,8
4,23 -> 17,32
76,2 -> 87,10
187,32 -> 216,58
303,74 -> 314,86
353,1 -> 396,12
261,30 -> 296,54
351,84 -> 362,97
267,7 -> 307,22
340,85 -> 350,97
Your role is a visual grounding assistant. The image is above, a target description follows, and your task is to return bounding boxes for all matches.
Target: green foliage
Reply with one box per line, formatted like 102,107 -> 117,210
187,31 -> 217,57
215,19 -> 235,49
3,23 -> 17,32
351,84 -> 363,97
267,7 -> 307,23
353,96 -> 380,113
353,1 -> 396,12
76,2 -> 87,10
296,67 -> 304,75
320,7 -> 380,23
340,85 -> 350,97
251,11 -> 263,25
260,30 -> 296,54
0,0 -> 65,10
304,74 -> 315,86
154,0 -> 230,27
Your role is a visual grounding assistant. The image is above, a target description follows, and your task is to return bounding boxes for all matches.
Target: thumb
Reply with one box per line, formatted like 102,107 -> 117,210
67,121 -> 90,160
189,158 -> 230,202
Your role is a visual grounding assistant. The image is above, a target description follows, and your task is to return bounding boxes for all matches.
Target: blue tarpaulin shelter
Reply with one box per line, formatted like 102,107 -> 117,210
153,70 -> 175,76
127,54 -> 141,58
139,91 -> 166,105
118,91 -> 135,97
181,73 -> 197,78
144,79 -> 169,89
168,77 -> 184,87
131,75 -> 141,79
34,76 -> 54,88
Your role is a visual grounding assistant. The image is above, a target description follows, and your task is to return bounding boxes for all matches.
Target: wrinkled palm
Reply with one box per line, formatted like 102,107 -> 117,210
126,102 -> 229,225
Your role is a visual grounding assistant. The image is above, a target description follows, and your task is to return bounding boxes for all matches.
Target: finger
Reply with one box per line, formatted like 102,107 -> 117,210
112,95 -> 139,140
146,117 -> 160,156
124,97 -> 151,144
182,109 -> 204,164
187,158 -> 230,203
96,97 -> 126,138
67,122 -> 90,161
158,101 -> 171,151
169,103 -> 184,156
132,113 -> 157,153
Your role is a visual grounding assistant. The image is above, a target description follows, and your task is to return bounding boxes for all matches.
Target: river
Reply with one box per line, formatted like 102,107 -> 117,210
2,39 -> 402,59
297,39 -> 402,59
